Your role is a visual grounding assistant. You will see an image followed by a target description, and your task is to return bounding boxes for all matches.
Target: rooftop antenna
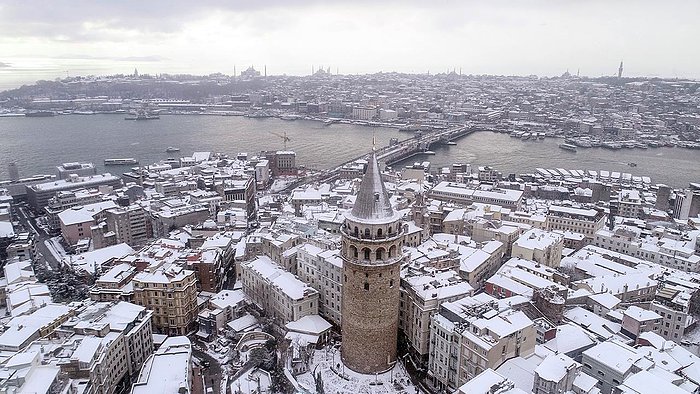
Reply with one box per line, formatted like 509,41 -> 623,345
577,68 -> 580,77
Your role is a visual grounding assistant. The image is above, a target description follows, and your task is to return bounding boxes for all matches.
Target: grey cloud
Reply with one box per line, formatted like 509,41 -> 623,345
0,62 -> 11,68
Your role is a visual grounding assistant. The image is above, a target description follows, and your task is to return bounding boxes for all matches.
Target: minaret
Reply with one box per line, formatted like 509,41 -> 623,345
340,151 -> 404,374
618,61 -> 624,78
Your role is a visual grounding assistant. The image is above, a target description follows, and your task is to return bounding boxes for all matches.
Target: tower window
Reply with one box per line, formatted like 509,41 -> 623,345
377,228 -> 383,238
364,228 -> 371,238
390,279 -> 394,287
364,283 -> 370,291
363,248 -> 370,260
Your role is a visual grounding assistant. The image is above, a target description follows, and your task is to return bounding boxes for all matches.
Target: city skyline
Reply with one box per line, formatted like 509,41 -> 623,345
1,0 -> 699,90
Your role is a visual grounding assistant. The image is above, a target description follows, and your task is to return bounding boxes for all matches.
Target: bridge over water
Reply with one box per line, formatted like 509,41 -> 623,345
279,124 -> 484,193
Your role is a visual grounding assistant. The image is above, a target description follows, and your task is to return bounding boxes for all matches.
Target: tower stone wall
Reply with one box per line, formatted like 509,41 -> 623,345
340,151 -> 403,374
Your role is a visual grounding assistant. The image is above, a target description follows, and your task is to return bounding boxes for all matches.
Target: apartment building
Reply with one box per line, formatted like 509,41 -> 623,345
58,200 -> 117,247
131,336 -> 192,394
296,243 -> 343,326
241,255 -> 319,326
546,205 -> 606,243
429,294 -> 536,392
89,263 -> 137,302
511,228 -> 564,268
594,226 -> 700,272
26,173 -> 122,212
59,301 -> 154,388
132,264 -> 198,335
92,204 -> 152,249
399,269 -> 473,367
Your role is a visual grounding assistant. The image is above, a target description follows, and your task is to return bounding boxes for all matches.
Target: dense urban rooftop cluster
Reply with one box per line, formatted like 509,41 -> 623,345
0,71 -> 698,393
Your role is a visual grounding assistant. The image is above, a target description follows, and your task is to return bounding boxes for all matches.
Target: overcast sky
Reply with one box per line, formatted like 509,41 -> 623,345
0,0 -> 698,90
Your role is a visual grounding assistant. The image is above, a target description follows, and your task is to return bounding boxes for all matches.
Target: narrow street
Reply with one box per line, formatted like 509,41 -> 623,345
192,342 -> 224,394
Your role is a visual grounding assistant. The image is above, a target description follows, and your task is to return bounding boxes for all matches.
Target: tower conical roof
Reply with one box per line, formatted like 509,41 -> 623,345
348,151 -> 398,223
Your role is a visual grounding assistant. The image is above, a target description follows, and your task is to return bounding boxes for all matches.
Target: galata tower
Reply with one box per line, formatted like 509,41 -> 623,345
340,151 -> 404,373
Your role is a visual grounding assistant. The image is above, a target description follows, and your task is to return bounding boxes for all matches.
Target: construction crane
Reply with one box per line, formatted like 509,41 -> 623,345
268,130 -> 291,150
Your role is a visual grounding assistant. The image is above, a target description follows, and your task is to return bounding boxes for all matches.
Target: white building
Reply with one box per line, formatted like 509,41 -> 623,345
241,256 -> 319,325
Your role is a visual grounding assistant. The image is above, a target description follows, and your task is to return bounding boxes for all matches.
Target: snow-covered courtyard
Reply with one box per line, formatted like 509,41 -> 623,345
295,346 -> 425,394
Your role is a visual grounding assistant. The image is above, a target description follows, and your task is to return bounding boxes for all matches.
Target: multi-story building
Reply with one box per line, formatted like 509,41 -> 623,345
215,175 -> 257,221
458,240 -> 506,289
511,228 -> 564,268
546,205 -> 606,243
240,255 -> 319,325
429,293 -> 536,392
56,162 -> 97,180
430,181 -> 523,210
581,341 -> 644,394
532,353 -> 581,394
296,243 -> 343,326
58,200 -> 117,247
131,336 -> 192,394
620,306 -> 662,341
26,173 -> 122,212
89,263 -> 137,302
399,269 -> 473,366
132,264 -> 198,335
352,106 -> 378,120
92,204 -> 152,249
59,301 -> 154,386
45,188 -> 105,231
594,226 -> 700,272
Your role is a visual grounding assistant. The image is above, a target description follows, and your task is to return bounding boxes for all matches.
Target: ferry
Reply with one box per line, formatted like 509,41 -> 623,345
559,143 -> 577,152
165,147 -> 180,153
105,158 -> 139,166
125,112 -> 160,120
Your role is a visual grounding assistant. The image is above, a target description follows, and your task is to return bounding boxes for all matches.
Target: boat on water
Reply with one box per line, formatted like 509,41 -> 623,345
424,150 -> 436,155
279,113 -> 301,121
105,158 -> 139,166
26,111 -> 55,117
446,141 -> 457,146
559,143 -> 577,152
602,142 -> 622,150
628,162 -> 638,167
74,110 -> 96,115
165,147 -> 180,153
0,112 -> 25,117
125,112 -> 160,120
